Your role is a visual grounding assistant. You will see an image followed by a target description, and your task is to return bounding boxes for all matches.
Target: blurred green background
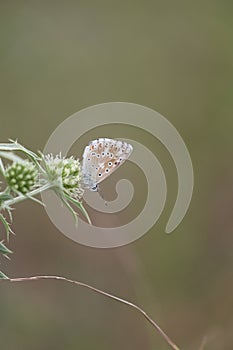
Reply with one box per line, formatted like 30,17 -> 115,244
0,1 -> 233,349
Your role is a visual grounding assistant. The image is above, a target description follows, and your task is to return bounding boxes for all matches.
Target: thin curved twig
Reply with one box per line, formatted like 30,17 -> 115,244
198,335 -> 209,350
4,275 -> 181,350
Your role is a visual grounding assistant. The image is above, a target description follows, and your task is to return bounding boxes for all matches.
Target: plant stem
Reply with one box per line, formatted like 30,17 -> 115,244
2,183 -> 53,207
6,275 -> 181,350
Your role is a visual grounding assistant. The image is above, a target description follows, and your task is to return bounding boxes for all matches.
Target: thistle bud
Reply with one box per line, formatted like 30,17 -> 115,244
44,155 -> 84,200
5,162 -> 38,195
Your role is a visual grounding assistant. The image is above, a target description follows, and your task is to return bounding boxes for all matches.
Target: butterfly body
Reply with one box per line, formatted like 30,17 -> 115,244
82,138 -> 133,191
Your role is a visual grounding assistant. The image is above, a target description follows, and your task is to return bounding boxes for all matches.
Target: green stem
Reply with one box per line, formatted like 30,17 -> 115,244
2,183 -> 53,207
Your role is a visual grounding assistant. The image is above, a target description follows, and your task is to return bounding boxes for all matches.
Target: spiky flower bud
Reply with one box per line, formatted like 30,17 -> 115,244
5,162 -> 38,195
44,155 -> 84,200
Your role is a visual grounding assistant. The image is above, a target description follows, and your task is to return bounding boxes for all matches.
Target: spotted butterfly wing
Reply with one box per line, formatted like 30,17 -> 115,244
82,138 -> 133,191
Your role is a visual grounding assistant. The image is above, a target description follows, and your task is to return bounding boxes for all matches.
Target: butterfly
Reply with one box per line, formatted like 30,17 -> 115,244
82,138 -> 133,191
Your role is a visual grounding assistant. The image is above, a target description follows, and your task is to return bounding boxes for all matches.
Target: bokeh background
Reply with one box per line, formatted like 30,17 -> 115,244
0,1 -> 233,349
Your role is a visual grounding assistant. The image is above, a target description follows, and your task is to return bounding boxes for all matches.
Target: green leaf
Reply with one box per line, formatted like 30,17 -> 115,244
56,190 -> 78,225
0,213 -> 13,240
0,270 -> 9,279
0,241 -> 12,254
64,193 -> 92,225
9,140 -> 41,165
0,193 -> 12,202
0,151 -> 24,163
0,157 -> 5,175
24,193 -> 45,207
0,140 -> 45,174
0,142 -> 23,151
6,207 -> 13,223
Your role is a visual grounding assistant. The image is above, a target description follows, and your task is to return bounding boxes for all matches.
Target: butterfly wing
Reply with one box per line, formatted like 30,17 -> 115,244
82,138 -> 133,190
